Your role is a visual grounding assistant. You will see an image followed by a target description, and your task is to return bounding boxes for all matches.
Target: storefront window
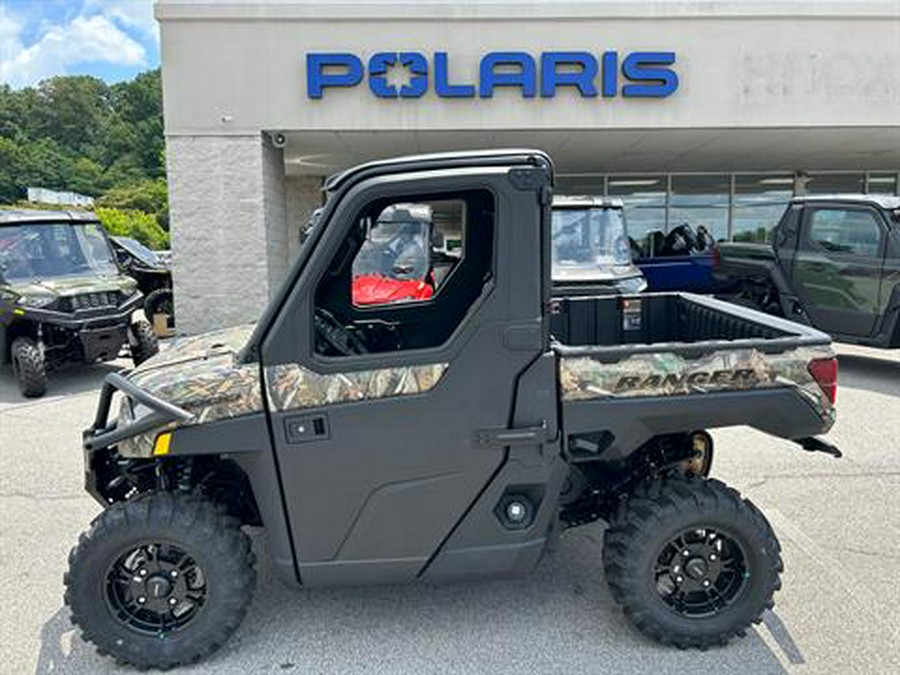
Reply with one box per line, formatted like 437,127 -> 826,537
733,174 -> 793,242
804,173 -> 865,194
607,176 -> 666,256
866,173 -> 898,195
668,174 -> 729,243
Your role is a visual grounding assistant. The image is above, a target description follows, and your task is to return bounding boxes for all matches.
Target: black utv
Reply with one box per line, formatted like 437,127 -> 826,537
110,235 -> 174,325
69,151 -> 840,670
0,210 -> 158,397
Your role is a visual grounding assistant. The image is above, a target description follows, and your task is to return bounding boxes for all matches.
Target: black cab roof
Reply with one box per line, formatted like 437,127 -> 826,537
324,149 -> 554,192
0,209 -> 99,225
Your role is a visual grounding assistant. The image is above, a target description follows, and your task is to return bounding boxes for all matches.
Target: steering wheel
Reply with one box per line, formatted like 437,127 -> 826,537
314,308 -> 369,356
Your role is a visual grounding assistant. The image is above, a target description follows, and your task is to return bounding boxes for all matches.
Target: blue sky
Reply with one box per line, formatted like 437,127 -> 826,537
0,0 -> 159,88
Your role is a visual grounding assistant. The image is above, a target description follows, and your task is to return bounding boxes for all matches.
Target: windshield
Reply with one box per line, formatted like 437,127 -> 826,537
551,207 -> 631,274
113,236 -> 161,267
353,219 -> 430,280
0,222 -> 119,282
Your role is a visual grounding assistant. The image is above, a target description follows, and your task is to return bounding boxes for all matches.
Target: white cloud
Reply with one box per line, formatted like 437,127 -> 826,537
86,0 -> 159,43
0,11 -> 147,88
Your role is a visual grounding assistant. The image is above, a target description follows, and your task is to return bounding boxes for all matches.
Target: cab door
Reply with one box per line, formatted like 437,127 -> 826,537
792,204 -> 887,337
259,167 -> 548,586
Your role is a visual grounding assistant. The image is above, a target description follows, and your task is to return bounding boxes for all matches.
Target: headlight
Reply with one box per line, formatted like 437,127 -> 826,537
16,295 -> 56,309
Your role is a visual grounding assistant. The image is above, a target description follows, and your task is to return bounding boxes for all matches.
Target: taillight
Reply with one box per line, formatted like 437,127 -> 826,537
712,246 -> 721,269
807,357 -> 838,406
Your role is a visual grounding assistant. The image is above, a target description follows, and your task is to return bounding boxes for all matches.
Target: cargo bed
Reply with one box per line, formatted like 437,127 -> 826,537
551,293 -> 836,462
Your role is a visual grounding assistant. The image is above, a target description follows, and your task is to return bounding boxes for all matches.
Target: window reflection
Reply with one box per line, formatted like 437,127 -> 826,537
555,169 -> 898,245
607,176 -> 666,255
733,174 -> 793,242
669,175 -> 729,243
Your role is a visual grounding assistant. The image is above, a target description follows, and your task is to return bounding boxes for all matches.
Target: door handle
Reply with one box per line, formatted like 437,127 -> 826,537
473,421 -> 548,449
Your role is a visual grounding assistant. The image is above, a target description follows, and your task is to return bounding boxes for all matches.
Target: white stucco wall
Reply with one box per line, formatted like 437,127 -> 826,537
156,1 -> 900,333
157,1 -> 900,136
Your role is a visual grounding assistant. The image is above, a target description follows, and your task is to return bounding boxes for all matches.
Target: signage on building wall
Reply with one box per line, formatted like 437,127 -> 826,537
306,51 -> 678,100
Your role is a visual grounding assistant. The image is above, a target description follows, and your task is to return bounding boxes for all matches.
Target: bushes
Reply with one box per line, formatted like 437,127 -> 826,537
95,207 -> 169,250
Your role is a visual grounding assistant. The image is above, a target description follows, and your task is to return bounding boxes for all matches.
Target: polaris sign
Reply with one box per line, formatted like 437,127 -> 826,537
306,51 -> 678,100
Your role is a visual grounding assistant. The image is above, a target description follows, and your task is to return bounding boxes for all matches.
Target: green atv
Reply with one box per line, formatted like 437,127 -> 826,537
0,210 -> 159,397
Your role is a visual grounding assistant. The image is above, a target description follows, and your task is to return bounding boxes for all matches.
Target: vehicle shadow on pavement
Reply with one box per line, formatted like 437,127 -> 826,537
837,354 -> 900,398
0,361 -> 125,408
35,527 -> 799,674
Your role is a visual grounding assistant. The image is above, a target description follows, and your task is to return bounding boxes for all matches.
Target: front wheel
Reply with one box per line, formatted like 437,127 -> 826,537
603,475 -> 782,649
11,336 -> 47,398
65,492 -> 256,670
129,319 -> 159,365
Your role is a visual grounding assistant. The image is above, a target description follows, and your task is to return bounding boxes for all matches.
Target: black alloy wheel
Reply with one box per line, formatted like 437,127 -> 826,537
603,475 -> 782,649
104,541 -> 208,636
653,526 -> 749,618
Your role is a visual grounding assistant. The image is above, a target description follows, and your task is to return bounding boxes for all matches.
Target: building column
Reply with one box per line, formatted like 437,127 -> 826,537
166,134 -> 287,334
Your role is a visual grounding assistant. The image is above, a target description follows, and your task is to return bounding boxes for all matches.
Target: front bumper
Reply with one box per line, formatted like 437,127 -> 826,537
82,372 -> 194,503
83,372 -> 194,453
16,293 -> 143,330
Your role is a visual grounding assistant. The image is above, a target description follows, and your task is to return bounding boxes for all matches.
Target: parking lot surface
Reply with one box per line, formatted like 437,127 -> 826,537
1,343 -> 898,674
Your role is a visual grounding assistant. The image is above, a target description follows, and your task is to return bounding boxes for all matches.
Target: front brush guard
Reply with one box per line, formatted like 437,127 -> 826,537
82,372 -> 193,453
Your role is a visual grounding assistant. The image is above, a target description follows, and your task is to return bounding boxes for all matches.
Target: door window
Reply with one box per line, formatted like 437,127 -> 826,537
314,190 -> 494,357
804,208 -> 882,257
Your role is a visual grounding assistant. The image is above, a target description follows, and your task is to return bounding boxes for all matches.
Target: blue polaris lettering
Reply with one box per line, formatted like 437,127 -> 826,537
434,52 -> 476,98
540,52 -> 597,97
368,53 -> 399,98
306,53 -> 363,99
601,51 -> 618,97
479,52 -> 537,98
399,53 -> 429,98
367,52 -> 428,98
621,52 -> 678,97
305,51 -> 679,99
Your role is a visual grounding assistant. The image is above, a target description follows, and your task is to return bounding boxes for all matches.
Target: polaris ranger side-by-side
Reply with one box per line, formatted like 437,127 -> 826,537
716,194 -> 900,348
551,195 -> 648,296
0,210 -> 159,397
68,151 -> 840,670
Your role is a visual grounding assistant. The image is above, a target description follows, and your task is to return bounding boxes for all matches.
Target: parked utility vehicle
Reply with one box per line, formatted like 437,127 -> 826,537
551,195 -> 647,296
110,235 -> 173,325
0,210 -> 158,397
68,151 -> 840,670
716,194 -> 900,348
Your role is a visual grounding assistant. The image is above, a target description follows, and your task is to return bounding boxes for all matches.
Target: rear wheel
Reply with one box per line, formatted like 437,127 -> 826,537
11,336 -> 47,398
65,492 -> 256,670
144,288 -> 174,323
130,319 -> 159,365
603,475 -> 782,649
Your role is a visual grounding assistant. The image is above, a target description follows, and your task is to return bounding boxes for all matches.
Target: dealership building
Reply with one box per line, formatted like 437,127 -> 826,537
156,0 -> 900,333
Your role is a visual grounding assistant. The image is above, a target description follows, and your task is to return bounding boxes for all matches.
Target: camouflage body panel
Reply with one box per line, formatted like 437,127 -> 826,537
265,362 -> 448,411
560,344 -> 836,424
118,324 -> 262,457
116,322 -> 448,457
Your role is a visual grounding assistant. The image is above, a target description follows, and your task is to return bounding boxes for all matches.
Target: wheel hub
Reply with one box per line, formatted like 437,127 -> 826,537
105,542 -> 207,635
684,557 -> 708,580
654,527 -> 748,618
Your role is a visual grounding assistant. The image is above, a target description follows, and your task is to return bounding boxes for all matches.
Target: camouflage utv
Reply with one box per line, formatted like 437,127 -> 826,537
70,151 -> 842,670
0,210 -> 158,397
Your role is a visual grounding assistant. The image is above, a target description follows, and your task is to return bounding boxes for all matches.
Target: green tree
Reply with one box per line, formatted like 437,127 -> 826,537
96,207 -> 169,250
0,69 -> 167,224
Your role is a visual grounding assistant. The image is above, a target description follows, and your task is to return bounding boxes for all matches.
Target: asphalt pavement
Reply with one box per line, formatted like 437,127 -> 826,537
0,343 -> 898,674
